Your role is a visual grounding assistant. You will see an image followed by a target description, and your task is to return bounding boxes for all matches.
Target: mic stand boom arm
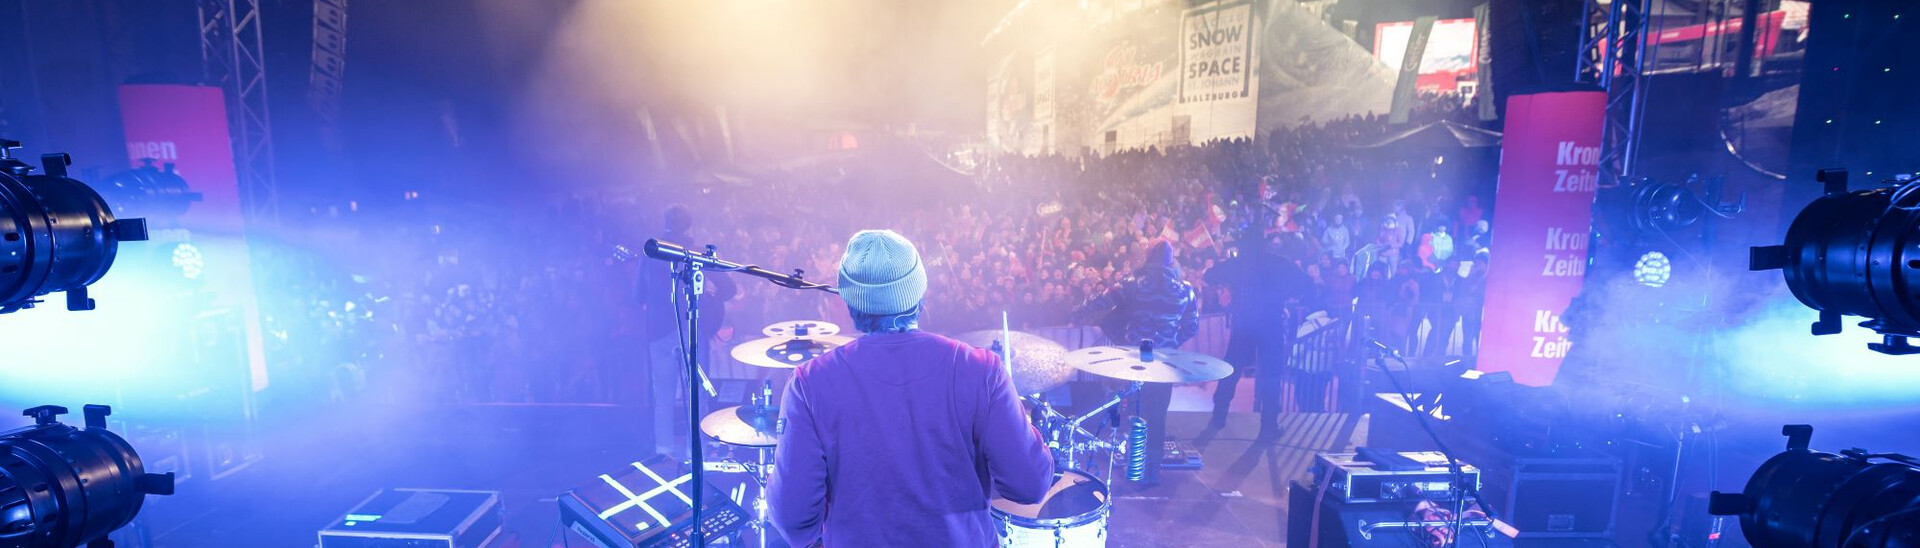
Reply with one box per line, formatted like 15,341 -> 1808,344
645,239 -> 839,294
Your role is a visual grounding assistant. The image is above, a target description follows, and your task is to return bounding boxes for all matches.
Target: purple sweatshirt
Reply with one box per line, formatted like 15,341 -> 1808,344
768,330 -> 1054,547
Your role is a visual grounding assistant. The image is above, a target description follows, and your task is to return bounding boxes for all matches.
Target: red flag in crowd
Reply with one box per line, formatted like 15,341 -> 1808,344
1184,221 -> 1215,251
1205,191 -> 1227,232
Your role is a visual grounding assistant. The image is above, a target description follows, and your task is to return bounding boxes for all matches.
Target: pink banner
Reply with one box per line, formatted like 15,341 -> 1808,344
119,85 -> 245,233
1478,91 -> 1605,386
118,84 -> 269,390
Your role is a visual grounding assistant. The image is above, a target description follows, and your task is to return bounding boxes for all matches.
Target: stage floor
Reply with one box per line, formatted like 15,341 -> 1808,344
1107,411 -> 1369,548
127,395 -> 1654,547
125,401 -> 1365,547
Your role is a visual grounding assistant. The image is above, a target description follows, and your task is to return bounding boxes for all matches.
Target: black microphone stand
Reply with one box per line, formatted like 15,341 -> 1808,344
673,252 -> 709,548
644,238 -> 836,547
1369,338 -> 1500,547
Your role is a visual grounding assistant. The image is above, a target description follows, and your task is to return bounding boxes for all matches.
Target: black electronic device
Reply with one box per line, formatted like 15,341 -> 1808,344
1355,446 -> 1427,471
559,455 -> 749,548
1287,480 -> 1512,548
1505,455 -> 1621,539
1161,440 -> 1203,471
1310,451 -> 1482,502
316,489 -> 503,548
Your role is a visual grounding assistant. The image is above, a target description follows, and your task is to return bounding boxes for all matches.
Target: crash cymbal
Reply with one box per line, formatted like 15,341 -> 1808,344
731,335 -> 853,369
953,331 -> 1074,395
1065,345 -> 1233,384
701,405 -> 783,447
761,320 -> 842,339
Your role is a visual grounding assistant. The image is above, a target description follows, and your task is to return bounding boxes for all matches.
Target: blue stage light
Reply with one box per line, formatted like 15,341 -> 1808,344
170,243 -> 204,280
1633,250 -> 1671,287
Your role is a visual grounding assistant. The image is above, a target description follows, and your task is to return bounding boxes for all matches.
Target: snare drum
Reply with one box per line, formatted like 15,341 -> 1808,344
990,469 -> 1110,548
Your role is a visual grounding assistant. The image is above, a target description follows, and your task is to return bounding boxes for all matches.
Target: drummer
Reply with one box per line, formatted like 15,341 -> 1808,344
768,230 -> 1054,547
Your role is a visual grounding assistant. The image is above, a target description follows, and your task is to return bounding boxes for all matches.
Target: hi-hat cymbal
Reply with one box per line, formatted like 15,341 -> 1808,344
1065,345 -> 1233,384
731,335 -> 854,369
953,331 -> 1074,395
762,320 -> 842,339
701,405 -> 782,447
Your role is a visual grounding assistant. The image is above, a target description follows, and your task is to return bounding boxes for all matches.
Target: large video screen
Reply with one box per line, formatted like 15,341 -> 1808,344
1374,18 -> 1479,93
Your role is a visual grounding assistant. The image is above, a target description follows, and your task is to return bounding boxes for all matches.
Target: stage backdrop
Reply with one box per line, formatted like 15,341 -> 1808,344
119,84 -> 270,392
983,0 -> 1389,155
1478,90 -> 1604,386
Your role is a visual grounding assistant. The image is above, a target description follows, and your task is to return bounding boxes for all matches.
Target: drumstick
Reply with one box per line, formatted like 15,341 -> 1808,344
1002,310 -> 1014,377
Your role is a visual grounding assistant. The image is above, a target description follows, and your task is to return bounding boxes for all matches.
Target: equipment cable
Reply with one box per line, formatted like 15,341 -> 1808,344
1372,340 -> 1502,546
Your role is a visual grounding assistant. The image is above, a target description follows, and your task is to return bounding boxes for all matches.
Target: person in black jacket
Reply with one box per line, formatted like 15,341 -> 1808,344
1073,241 -> 1197,488
1204,237 -> 1315,438
636,204 -> 737,458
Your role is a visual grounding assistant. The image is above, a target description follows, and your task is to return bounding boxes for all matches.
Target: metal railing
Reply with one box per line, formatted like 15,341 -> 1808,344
1291,317 -> 1354,375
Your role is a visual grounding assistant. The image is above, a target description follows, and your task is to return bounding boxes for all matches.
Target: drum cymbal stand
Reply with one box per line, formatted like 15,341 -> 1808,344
742,390 -> 779,548
702,389 -> 781,547
699,450 -> 774,547
1028,381 -> 1140,478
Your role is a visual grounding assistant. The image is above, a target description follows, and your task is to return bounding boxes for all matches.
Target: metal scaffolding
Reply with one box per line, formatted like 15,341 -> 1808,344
1576,0 -> 1653,188
199,0 -> 278,222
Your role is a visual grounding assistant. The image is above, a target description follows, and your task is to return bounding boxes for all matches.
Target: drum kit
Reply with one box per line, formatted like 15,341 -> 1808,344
989,339 -> 1231,547
697,321 -> 838,548
701,320 -> 1234,548
728,321 -> 852,370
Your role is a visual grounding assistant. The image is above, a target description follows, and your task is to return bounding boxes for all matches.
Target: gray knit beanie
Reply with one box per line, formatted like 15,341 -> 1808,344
837,230 -> 927,316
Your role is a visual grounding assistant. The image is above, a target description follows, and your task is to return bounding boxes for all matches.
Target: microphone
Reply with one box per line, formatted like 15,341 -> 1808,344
642,238 -> 701,262
1126,416 -> 1150,482
1368,337 -> 1403,358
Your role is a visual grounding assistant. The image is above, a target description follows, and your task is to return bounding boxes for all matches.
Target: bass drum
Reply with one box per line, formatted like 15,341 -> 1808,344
990,469 -> 1110,547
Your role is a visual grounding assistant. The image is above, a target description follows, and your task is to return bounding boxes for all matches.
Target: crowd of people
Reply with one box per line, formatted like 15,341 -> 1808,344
253,201 -> 639,408
917,93 -> 1496,352
254,93 -> 1497,408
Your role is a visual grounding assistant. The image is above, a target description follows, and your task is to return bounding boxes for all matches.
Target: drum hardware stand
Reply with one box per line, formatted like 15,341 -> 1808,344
699,383 -> 782,548
988,315 -> 1136,477
739,389 -> 781,548
1025,380 -> 1140,482
1123,339 -> 1157,484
